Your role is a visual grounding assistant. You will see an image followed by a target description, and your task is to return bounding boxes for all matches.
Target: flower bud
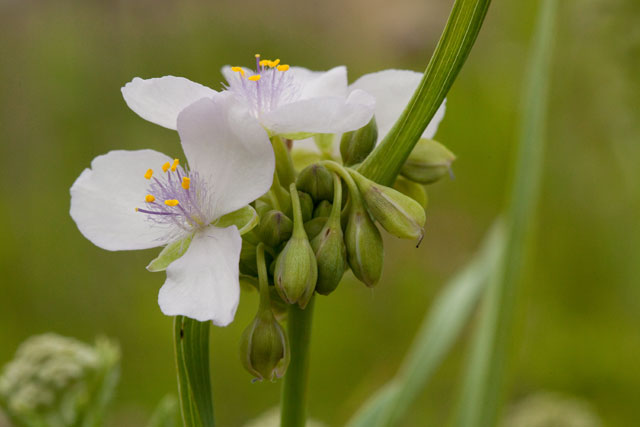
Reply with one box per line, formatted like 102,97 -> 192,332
340,117 -> 378,166
258,210 -> 293,248
304,217 -> 328,240
296,164 -> 334,203
298,191 -> 314,222
239,241 -> 258,277
313,200 -> 332,218
274,185 -> 318,308
311,173 -> 347,295
344,197 -> 383,287
240,244 -> 289,382
393,176 -> 429,210
349,169 -> 426,241
400,138 -> 456,184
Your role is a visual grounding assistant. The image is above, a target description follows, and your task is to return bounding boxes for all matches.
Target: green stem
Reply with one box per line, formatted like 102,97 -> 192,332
271,136 -> 296,187
358,0 -> 492,186
280,296 -> 315,427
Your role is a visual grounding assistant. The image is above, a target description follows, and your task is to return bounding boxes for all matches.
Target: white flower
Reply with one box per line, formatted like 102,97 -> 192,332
121,55 -> 375,139
296,69 -> 447,155
70,93 -> 275,326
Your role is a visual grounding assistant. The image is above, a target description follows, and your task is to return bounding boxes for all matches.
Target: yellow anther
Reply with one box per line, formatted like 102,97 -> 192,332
255,53 -> 260,58
164,199 -> 180,207
181,177 -> 191,190
171,158 -> 179,172
144,168 -> 153,179
259,59 -> 269,66
248,75 -> 261,82
135,207 -> 139,212
270,59 -> 280,67
145,194 -> 155,203
231,66 -> 245,77
277,64 -> 290,72
162,162 -> 171,172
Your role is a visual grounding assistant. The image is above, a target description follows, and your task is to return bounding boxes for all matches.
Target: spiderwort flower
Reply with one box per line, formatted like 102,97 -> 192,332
70,93 -> 275,325
121,55 -> 375,139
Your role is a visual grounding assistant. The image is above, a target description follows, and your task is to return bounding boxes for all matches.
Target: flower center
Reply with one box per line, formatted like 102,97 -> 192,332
135,159 -> 212,233
224,54 -> 298,116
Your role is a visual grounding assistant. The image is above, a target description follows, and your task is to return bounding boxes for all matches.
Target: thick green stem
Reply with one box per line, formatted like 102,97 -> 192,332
358,0 -> 492,186
280,297 -> 315,427
272,136 -> 296,187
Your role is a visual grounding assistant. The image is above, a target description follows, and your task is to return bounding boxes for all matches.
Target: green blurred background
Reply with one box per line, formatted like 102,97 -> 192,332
1,0 -> 638,425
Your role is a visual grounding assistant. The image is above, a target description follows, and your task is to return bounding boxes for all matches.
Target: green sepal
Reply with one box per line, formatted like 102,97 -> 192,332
213,205 -> 259,235
147,235 -> 194,272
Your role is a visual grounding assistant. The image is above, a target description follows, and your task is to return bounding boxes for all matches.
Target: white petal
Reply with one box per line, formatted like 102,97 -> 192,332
121,76 -> 217,130
176,94 -> 275,218
262,89 -> 375,137
350,69 -> 446,142
221,65 -> 252,86
292,65 -> 348,99
158,225 -> 241,325
70,150 -> 175,251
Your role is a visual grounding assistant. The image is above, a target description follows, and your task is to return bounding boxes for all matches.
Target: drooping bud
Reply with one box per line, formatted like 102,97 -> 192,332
240,244 -> 289,382
273,184 -> 318,308
258,210 -> 293,248
311,172 -> 347,295
313,200 -> 332,218
321,161 -> 384,287
304,217 -> 328,240
400,138 -> 456,184
349,169 -> 426,241
340,116 -> 378,166
296,164 -> 334,203
393,176 -> 429,210
298,191 -> 314,222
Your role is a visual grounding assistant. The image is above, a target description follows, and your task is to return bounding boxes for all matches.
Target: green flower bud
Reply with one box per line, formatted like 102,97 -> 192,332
345,204 -> 384,287
340,117 -> 378,166
240,244 -> 289,382
304,217 -> 328,240
298,191 -> 314,222
296,164 -> 334,202
254,198 -> 272,219
349,169 -> 426,241
274,184 -> 318,308
400,138 -> 456,184
311,173 -> 347,295
258,210 -> 293,248
239,241 -> 258,277
313,200 -> 333,218
394,176 -> 429,210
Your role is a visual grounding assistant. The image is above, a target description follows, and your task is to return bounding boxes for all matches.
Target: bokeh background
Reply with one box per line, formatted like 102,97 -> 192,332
1,0 -> 638,425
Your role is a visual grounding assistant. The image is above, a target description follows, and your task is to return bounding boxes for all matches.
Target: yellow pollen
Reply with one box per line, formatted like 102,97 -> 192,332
171,158 -> 179,172
277,64 -> 290,72
270,59 -> 281,68
259,59 -> 269,66
144,168 -> 153,179
164,199 -> 179,207
248,75 -> 261,82
182,177 -> 191,190
255,53 -> 260,58
135,207 -> 139,212
231,66 -> 245,77
145,194 -> 155,203
162,162 -> 171,172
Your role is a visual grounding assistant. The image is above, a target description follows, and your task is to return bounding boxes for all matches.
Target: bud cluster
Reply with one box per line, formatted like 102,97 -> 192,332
239,117 -> 454,381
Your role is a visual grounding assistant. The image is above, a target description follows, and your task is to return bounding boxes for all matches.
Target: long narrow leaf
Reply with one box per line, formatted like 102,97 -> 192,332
174,316 -> 215,427
347,222 -> 505,427
454,1 -> 558,426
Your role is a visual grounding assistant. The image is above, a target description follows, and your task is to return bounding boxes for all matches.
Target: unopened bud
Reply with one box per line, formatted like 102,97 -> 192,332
304,217 -> 328,240
313,200 -> 332,218
350,169 -> 426,241
340,117 -> 377,166
296,164 -> 334,202
311,173 -> 347,295
344,198 -> 384,287
241,244 -> 289,382
400,138 -> 456,184
274,185 -> 318,308
239,241 -> 258,277
298,191 -> 314,222
393,176 -> 429,210
258,210 -> 293,248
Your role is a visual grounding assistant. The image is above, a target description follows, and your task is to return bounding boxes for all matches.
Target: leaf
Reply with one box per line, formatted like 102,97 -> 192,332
454,1 -> 557,426
174,316 -> 215,427
147,235 -> 194,272
358,0 -> 492,186
213,205 -> 259,235
346,222 -> 505,427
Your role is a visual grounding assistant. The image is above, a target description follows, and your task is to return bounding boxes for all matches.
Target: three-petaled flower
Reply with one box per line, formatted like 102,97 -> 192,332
70,93 -> 275,325
121,55 -> 375,139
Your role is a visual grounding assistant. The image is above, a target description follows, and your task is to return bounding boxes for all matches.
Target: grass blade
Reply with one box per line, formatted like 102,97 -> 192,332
454,1 -> 558,426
